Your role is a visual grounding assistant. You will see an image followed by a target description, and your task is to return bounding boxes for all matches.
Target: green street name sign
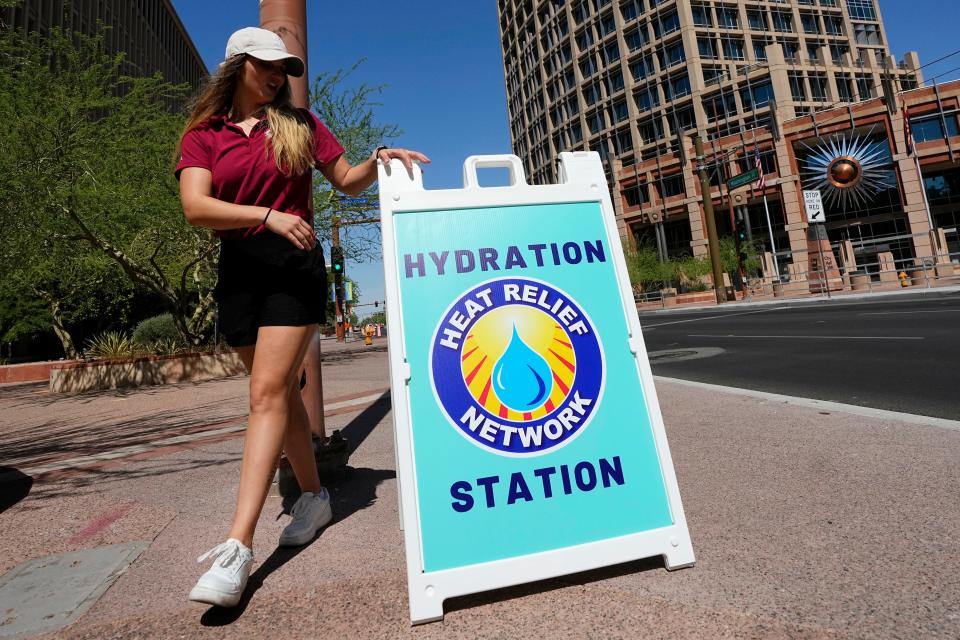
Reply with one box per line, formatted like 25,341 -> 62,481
726,168 -> 759,190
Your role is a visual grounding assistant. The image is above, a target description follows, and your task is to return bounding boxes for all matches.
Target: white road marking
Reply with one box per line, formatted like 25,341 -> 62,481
643,307 -> 787,327
655,376 -> 960,432
19,391 -> 389,476
860,309 -> 960,316
687,334 -> 924,340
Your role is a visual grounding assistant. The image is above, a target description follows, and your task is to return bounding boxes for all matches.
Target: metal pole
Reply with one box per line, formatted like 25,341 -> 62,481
260,1 -> 327,441
725,180 -> 745,290
761,193 -> 781,282
914,154 -> 941,261
914,155 -> 935,230
259,0 -> 309,109
695,135 -> 728,304
332,216 -> 345,342
816,227 -> 831,300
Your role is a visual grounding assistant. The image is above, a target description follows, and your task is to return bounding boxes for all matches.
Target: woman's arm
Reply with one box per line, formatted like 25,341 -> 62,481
179,167 -> 316,250
319,148 -> 430,197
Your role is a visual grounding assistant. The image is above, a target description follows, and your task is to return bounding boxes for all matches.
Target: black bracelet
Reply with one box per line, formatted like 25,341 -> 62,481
373,145 -> 389,162
262,207 -> 272,225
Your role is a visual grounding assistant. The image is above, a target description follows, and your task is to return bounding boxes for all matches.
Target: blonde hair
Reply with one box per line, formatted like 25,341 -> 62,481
177,54 -> 314,177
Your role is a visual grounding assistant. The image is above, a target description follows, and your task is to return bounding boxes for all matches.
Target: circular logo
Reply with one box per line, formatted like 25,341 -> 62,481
430,277 -> 604,457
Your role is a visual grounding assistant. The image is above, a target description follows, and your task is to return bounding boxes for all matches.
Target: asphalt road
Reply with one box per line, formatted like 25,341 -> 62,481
638,290 -> 960,420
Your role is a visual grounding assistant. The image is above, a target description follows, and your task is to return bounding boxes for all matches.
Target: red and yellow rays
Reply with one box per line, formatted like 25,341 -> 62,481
460,322 -> 576,421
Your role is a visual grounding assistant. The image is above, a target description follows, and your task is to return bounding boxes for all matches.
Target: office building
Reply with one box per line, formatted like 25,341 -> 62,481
2,0 -> 207,94
497,0 -> 922,186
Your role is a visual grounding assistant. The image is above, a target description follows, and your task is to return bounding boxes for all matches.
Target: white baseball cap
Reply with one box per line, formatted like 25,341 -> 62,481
223,27 -> 305,78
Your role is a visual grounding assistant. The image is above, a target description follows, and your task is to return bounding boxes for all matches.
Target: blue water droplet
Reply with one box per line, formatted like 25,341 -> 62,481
491,324 -> 554,412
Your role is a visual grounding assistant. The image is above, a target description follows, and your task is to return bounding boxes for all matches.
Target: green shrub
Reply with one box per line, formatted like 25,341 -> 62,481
623,241 -> 676,292
85,331 -> 141,360
133,314 -> 181,346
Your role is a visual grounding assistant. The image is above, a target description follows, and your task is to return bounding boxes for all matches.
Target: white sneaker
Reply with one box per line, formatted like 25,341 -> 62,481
279,488 -> 332,546
188,538 -> 253,607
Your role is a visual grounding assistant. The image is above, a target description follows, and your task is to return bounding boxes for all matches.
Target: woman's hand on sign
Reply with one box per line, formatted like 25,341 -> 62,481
266,210 -> 316,250
377,147 -> 431,173
319,147 -> 431,197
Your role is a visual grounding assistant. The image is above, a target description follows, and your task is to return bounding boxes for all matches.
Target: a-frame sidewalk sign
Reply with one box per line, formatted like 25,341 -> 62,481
377,152 -> 695,624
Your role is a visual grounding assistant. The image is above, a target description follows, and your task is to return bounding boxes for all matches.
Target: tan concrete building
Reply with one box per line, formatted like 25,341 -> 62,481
1,0 -> 207,93
614,79 -> 960,293
497,0 -> 922,187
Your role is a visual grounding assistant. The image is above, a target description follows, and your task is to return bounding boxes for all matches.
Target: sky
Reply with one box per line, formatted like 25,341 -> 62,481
169,0 -> 960,317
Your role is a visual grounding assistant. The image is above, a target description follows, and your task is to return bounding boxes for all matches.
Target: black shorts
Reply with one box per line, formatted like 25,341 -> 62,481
214,234 -> 327,347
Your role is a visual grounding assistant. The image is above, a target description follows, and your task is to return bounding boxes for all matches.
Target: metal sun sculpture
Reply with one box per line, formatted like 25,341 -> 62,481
800,126 -> 895,211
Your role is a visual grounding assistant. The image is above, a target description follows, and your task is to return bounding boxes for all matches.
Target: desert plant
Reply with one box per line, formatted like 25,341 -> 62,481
151,338 -> 185,356
133,314 -> 181,347
623,240 -> 676,291
718,237 -> 764,277
84,331 -> 141,360
672,255 -> 710,291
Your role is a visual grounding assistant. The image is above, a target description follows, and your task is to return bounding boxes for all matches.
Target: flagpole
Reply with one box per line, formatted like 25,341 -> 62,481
762,193 -> 780,282
916,155 -> 934,230
904,99 -> 937,252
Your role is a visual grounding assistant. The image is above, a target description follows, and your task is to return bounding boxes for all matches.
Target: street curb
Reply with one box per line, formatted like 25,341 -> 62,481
637,285 -> 960,315
654,376 -> 960,432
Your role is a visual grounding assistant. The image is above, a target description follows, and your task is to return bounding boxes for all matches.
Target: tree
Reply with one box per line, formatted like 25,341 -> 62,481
364,310 -> 386,326
0,26 -> 217,352
310,61 -> 399,264
622,241 -> 676,292
324,274 -> 361,326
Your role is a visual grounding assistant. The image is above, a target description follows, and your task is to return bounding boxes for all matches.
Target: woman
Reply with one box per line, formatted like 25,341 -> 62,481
175,27 -> 428,607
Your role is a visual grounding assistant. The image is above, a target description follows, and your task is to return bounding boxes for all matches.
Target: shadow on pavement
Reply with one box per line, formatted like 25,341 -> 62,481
445,555 -> 666,615
200,466 -> 397,627
199,542 -> 314,627
200,390 -> 396,627
320,345 -> 387,363
0,466 -> 33,513
329,467 -> 396,523
0,400 -> 246,469
21,455 -> 240,506
340,390 -> 391,455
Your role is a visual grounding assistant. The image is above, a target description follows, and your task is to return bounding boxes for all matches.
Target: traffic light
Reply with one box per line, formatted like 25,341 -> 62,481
331,246 -> 344,275
374,301 -> 379,308
734,217 -> 748,245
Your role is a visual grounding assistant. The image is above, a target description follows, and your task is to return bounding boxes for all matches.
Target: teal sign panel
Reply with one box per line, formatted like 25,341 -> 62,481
394,201 -> 673,572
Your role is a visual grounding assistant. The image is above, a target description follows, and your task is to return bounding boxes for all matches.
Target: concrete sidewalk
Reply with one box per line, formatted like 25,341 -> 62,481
1,349 -> 958,639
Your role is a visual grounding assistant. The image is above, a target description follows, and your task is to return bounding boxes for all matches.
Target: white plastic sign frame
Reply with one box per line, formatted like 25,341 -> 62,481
377,152 -> 695,624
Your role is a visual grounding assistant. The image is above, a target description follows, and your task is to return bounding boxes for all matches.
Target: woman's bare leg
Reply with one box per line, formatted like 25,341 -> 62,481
227,325 -> 314,549
237,334 -> 321,506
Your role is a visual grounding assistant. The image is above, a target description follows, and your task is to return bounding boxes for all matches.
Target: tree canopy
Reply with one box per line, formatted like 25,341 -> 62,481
310,61 -> 399,263
0,23 -> 399,360
0,25 -> 215,353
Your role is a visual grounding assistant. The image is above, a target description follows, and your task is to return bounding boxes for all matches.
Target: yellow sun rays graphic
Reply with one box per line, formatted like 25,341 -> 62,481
459,305 -> 576,422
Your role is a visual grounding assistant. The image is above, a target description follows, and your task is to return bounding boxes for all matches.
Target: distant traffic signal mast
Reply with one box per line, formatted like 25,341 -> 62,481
330,213 -> 380,341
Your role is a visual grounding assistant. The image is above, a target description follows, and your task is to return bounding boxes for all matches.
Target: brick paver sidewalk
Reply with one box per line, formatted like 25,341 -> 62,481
1,348 -> 958,638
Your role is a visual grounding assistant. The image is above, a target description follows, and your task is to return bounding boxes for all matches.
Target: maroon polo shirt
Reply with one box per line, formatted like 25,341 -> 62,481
175,109 -> 344,238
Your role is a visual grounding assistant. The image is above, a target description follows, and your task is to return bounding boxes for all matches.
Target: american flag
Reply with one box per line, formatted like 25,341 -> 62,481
753,145 -> 766,190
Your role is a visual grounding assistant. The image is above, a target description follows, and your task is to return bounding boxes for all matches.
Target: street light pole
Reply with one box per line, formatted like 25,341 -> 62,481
259,1 -> 330,442
259,0 -> 309,109
694,135 -> 728,304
